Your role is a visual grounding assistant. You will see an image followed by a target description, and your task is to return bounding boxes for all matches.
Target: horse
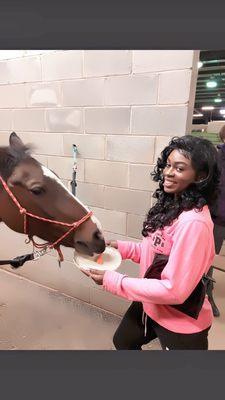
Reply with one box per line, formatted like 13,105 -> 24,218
0,132 -> 106,267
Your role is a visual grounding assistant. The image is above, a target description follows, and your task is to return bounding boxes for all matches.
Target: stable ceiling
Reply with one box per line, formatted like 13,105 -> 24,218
193,50 -> 225,124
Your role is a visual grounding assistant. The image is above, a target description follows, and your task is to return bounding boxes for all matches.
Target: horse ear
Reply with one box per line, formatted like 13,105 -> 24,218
9,132 -> 24,149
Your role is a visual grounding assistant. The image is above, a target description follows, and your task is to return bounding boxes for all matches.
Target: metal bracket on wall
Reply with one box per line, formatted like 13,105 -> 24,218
70,144 -> 78,196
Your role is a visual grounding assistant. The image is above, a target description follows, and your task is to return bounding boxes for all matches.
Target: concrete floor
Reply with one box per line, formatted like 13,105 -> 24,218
0,268 -> 224,350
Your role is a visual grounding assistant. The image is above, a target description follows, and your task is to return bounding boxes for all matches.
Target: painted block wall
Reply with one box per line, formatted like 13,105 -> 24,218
0,50 -> 199,316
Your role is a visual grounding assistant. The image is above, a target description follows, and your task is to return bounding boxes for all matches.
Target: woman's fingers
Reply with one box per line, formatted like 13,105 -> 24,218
80,268 -> 105,285
105,240 -> 118,249
80,268 -> 91,277
89,269 -> 104,275
90,274 -> 104,285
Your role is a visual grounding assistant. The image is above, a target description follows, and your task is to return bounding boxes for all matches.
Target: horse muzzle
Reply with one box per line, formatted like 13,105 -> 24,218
74,228 -> 106,256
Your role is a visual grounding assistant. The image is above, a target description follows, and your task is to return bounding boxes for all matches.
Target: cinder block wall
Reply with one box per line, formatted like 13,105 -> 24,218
0,50 -> 199,316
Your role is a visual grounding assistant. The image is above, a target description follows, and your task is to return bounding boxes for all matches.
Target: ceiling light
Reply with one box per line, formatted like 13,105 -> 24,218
198,61 -> 203,68
206,80 -> 217,88
201,106 -> 214,110
219,109 -> 225,115
214,97 -> 222,103
193,113 -> 203,117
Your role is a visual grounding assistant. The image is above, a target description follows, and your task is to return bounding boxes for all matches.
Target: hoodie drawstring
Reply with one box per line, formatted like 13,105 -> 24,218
142,309 -> 148,337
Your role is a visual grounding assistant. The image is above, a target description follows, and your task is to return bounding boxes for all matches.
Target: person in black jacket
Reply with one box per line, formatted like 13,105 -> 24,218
208,125 -> 225,317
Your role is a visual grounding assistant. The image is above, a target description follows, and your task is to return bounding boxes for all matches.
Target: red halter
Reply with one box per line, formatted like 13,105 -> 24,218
0,175 -> 93,263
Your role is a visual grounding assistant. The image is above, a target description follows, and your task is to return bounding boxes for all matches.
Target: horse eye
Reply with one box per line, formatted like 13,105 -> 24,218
30,187 -> 45,195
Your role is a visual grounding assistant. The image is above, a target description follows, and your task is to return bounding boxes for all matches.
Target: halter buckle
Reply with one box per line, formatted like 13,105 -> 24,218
33,247 -> 51,260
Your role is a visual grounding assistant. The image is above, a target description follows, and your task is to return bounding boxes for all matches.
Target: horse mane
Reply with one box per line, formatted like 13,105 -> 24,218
0,144 -> 32,180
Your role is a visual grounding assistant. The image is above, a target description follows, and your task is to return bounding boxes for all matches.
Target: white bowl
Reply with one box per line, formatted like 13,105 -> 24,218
73,246 -> 122,271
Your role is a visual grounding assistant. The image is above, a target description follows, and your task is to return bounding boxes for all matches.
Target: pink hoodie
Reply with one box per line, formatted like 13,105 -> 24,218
103,205 -> 214,333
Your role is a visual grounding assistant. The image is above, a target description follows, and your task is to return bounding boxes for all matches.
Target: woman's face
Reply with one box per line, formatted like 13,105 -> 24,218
163,149 -> 197,194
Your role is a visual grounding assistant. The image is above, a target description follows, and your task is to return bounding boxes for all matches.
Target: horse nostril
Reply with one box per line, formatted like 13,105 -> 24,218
93,229 -> 104,241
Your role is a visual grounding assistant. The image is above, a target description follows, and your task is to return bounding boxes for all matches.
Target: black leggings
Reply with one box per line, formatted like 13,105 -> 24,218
113,302 -> 210,350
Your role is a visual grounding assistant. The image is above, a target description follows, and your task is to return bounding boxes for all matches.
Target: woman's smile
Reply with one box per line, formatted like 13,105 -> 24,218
164,179 -> 176,188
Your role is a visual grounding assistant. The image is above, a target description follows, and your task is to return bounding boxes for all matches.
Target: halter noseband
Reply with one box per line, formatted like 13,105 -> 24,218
0,175 -> 93,265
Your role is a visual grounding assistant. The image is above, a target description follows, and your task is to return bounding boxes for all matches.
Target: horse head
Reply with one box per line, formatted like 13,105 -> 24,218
0,132 -> 106,259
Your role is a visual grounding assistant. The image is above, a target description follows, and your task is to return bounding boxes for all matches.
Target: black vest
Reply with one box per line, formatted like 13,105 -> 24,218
144,254 -> 210,319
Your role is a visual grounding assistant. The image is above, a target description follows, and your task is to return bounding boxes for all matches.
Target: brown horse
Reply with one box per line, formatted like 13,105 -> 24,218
0,132 -> 105,266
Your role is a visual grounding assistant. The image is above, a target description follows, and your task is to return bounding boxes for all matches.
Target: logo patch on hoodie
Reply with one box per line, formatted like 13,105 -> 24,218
151,231 -> 172,254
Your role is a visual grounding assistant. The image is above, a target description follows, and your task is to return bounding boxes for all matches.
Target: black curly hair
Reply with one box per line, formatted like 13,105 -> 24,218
142,135 -> 220,236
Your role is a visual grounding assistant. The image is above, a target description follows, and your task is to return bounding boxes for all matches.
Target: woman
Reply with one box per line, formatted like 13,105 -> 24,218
82,135 -> 219,350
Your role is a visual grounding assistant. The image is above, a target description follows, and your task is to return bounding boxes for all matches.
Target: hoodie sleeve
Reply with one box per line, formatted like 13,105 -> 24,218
117,240 -> 142,263
103,220 -> 213,304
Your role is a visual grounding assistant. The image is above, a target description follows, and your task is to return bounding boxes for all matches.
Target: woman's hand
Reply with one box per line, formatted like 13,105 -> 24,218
80,268 -> 105,285
106,240 -> 118,249
80,240 -> 118,285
